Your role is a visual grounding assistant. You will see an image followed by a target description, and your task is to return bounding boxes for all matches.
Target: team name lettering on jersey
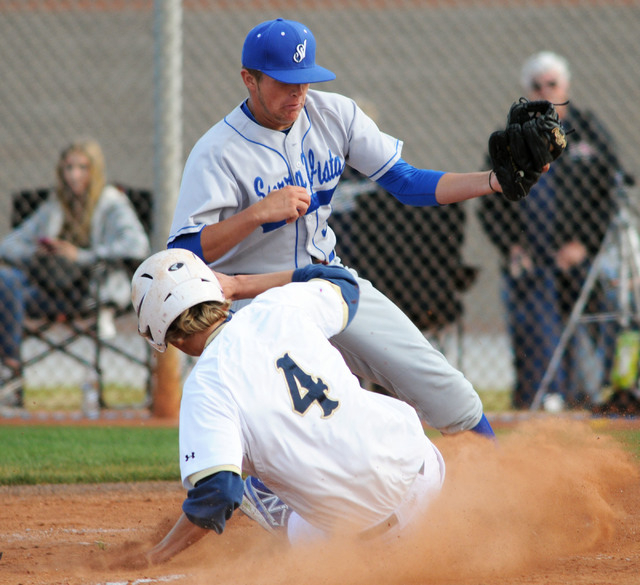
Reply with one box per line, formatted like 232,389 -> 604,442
306,148 -> 343,186
253,148 -> 344,199
254,174 -> 298,197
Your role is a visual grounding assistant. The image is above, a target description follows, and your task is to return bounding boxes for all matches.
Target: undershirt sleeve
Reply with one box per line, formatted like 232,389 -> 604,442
182,470 -> 244,533
376,158 -> 445,206
167,229 -> 205,260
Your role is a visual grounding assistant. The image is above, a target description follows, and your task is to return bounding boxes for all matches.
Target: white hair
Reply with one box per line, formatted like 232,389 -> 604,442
520,51 -> 571,90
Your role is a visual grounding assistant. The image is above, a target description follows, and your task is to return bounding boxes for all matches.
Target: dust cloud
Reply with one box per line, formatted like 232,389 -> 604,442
181,418 -> 638,585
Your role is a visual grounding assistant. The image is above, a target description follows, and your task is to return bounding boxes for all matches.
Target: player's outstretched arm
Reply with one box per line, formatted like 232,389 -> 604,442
375,159 -> 501,206
375,156 -> 551,208
145,513 -> 209,566
435,171 -> 502,204
434,165 -> 548,205
215,269 -> 296,300
215,265 -> 359,325
216,263 -> 358,301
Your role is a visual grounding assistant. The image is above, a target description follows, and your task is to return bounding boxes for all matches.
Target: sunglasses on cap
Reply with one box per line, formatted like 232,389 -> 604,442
531,79 -> 558,92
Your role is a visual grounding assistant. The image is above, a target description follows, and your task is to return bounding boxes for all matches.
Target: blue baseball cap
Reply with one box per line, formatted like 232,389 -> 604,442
242,18 -> 336,84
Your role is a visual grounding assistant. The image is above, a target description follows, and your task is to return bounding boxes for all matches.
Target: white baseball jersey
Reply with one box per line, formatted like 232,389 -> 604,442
169,90 -> 402,274
179,279 -> 433,533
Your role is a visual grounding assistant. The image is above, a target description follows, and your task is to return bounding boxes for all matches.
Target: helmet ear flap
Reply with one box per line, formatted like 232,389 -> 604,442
131,249 -> 225,352
138,323 -> 153,341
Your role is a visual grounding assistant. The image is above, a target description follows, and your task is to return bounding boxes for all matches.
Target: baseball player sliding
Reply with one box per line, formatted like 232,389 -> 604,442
130,249 -> 445,564
167,18 -> 563,531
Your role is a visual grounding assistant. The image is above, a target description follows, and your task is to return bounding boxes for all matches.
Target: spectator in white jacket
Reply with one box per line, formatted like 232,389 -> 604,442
0,138 -> 150,405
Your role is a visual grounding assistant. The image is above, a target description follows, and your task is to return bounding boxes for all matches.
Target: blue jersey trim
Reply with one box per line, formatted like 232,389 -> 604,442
224,113 -> 297,235
240,100 -> 258,124
377,159 -> 444,206
369,139 -> 402,178
167,224 -> 203,246
236,103 -> 329,237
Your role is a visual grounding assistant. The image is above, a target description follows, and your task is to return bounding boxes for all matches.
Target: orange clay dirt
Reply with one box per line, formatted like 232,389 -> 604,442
1,416 -> 639,585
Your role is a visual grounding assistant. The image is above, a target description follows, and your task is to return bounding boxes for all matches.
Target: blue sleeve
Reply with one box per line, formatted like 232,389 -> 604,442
181,470 -> 244,533
292,264 -> 360,327
376,158 -> 445,206
167,230 -> 205,261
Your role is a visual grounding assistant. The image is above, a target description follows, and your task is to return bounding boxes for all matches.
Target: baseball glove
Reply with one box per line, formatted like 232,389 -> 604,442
489,98 -> 567,201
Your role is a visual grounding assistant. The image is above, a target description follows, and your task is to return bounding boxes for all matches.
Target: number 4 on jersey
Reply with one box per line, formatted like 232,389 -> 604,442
276,352 -> 340,418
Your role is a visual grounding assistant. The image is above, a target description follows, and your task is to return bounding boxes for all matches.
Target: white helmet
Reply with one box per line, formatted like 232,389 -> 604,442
131,249 -> 225,352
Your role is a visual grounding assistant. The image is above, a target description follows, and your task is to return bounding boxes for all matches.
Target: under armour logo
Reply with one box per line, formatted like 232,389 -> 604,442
293,39 -> 307,64
185,452 -> 195,461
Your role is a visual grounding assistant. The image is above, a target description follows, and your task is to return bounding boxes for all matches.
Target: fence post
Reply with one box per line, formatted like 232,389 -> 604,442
152,0 -> 183,418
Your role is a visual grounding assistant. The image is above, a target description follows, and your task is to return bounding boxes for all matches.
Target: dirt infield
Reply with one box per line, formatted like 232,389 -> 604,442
1,417 -> 639,585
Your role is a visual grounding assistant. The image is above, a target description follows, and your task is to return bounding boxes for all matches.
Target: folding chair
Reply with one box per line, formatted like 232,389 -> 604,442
8,185 -> 154,410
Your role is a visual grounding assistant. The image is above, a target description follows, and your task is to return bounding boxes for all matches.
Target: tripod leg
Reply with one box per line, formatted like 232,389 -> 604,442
530,238 -> 611,411
530,195 -> 640,411
623,221 -> 640,319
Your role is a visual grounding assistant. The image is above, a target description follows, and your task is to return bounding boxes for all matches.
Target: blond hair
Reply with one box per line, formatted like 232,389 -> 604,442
55,138 -> 106,247
165,300 -> 231,344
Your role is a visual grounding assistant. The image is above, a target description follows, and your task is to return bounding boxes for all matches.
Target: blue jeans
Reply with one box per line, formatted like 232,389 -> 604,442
0,266 -> 59,363
502,268 -> 567,408
503,266 -> 612,408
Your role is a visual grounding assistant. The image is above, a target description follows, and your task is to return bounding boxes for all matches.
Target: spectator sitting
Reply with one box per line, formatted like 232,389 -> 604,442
0,138 -> 150,406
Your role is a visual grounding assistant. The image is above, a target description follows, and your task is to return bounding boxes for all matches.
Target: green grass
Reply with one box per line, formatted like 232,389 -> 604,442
0,418 -> 637,487
601,428 -> 640,459
0,425 -> 179,485
23,384 -> 149,411
477,389 -> 513,412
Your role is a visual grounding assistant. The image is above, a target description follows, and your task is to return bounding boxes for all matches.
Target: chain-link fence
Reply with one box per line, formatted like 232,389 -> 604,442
1,1 -> 639,415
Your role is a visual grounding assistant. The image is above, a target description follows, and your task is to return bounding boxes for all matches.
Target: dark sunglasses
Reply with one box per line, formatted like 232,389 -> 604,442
531,79 -> 558,92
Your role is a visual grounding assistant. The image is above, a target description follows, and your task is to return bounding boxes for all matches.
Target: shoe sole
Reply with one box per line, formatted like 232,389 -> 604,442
239,495 -> 278,535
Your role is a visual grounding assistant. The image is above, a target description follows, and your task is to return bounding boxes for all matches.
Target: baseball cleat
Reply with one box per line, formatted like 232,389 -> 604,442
239,476 -> 291,535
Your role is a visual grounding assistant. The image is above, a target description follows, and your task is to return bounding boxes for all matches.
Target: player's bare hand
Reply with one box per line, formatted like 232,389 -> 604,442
256,186 -> 310,224
213,271 -> 235,299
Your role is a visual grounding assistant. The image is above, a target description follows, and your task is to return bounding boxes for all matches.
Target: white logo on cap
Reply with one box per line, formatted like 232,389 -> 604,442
293,39 -> 307,64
